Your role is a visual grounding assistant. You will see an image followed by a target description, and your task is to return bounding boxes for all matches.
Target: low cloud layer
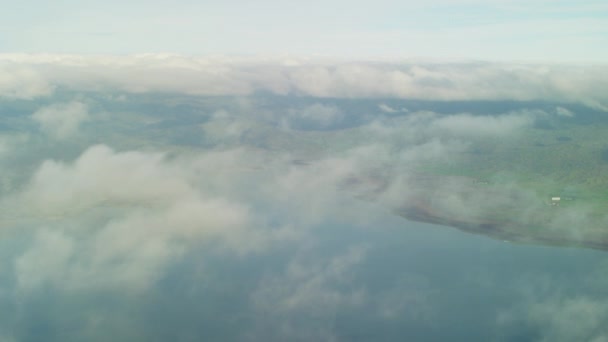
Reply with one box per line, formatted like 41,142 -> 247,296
13,145 -> 257,292
32,101 -> 90,139
1,54 -> 608,110
0,56 -> 606,341
497,269 -> 608,342
430,111 -> 536,137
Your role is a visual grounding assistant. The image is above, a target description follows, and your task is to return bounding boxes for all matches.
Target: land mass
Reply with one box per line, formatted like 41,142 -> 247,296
397,201 -> 608,251
350,172 -> 608,252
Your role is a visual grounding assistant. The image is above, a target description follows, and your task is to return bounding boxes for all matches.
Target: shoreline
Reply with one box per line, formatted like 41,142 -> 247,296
395,201 -> 608,252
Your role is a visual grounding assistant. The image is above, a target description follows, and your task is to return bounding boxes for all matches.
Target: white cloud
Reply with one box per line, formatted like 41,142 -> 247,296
555,106 -> 575,117
1,55 -> 608,110
71,196 -> 252,291
0,65 -> 53,99
378,103 -> 397,113
249,245 -> 367,340
498,292 -> 608,342
9,144 -> 314,292
527,297 -> 608,342
252,245 -> 367,312
431,111 -> 537,137
15,229 -> 74,292
378,103 -> 409,113
31,101 -> 89,139
8,137 -> 386,294
0,134 -> 28,159
282,104 -> 344,130
23,144 -> 191,214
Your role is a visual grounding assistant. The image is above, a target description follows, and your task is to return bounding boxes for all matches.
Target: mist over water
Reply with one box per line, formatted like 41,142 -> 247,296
7,202 -> 608,341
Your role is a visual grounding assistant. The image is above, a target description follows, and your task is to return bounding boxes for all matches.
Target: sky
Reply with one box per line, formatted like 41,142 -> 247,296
1,0 -> 608,62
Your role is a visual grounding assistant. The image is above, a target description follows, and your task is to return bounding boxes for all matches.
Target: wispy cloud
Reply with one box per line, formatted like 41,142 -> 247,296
32,101 -> 89,139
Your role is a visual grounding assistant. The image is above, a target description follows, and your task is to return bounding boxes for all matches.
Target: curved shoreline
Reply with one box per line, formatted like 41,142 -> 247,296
395,201 -> 608,252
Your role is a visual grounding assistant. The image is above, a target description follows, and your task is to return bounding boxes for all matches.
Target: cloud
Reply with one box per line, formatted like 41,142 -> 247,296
15,229 -> 75,292
0,65 -> 53,99
31,101 -> 90,139
249,245 -> 367,340
252,245 -> 367,312
378,103 -> 409,113
430,110 -> 537,137
14,193 -> 268,293
67,197 -> 251,291
15,98 -> 588,287
378,103 -> 397,113
22,144 -> 191,213
1,54 -> 608,110
1,59 -> 607,340
2,130 -> 379,336
11,145 -> 305,292
281,104 -> 344,130
497,273 -> 608,342
524,297 -> 608,342
7,132 -> 390,294
0,134 -> 29,160
555,106 -> 575,117
374,274 -> 437,321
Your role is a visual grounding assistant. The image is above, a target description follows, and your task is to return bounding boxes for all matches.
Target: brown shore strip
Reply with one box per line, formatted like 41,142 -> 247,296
396,200 -> 608,252
342,171 -> 608,252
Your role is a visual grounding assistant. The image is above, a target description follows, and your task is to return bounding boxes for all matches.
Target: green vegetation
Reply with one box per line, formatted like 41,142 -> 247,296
422,124 -> 608,214
397,116 -> 608,249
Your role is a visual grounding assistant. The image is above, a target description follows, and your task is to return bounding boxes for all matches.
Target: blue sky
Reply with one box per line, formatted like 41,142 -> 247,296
1,0 -> 607,62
